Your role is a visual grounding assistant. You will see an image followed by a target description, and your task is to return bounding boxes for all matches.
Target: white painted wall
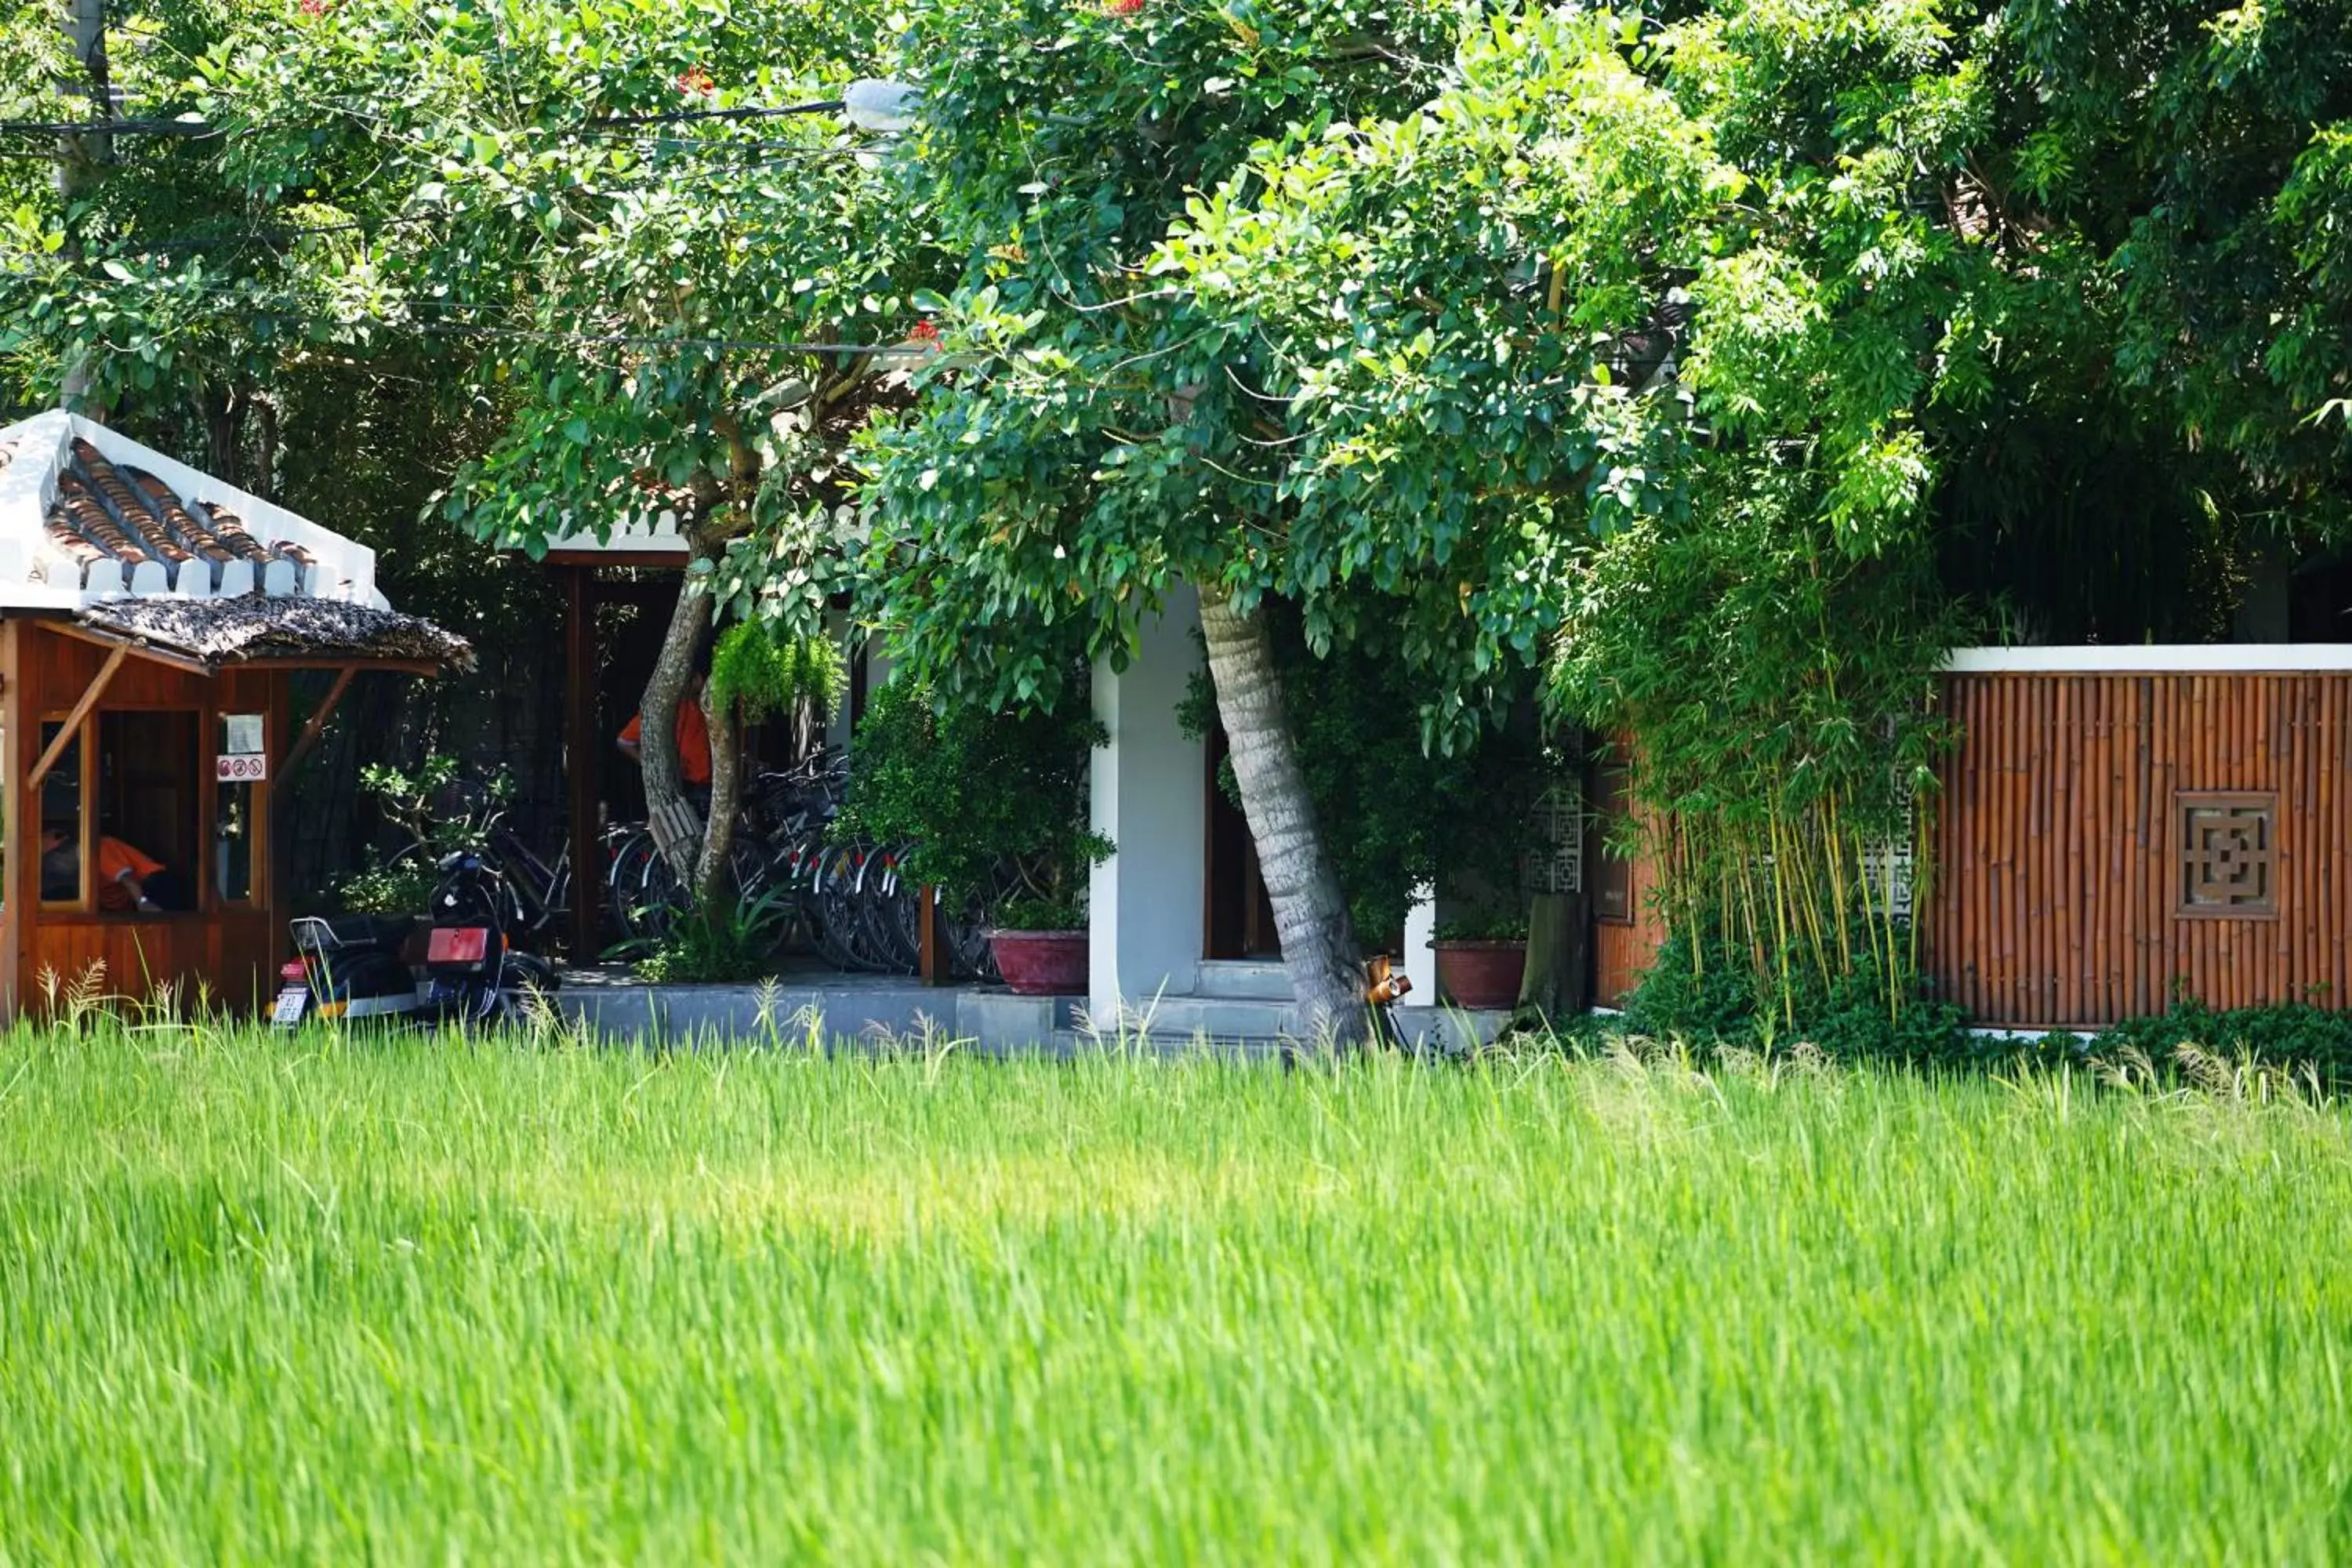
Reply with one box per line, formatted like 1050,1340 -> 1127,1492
1089,587 -> 1207,1019
1400,886 -> 1438,1007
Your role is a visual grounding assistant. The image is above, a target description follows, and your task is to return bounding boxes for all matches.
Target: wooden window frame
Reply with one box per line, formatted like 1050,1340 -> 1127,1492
1589,757 -> 1635,927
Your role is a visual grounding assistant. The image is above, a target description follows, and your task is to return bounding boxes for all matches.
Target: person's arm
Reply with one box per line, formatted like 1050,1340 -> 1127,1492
110,864 -> 154,912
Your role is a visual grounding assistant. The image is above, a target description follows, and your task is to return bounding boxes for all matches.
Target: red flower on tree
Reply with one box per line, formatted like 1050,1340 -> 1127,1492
908,319 -> 942,347
677,67 -> 717,98
297,0 -> 328,16
1102,0 -> 1143,13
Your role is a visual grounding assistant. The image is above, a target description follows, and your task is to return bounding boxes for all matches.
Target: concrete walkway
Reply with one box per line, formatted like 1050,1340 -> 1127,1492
551,963 -> 1510,1055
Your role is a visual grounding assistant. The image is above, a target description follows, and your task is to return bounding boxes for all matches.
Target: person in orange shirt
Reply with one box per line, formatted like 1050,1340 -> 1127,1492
617,672 -> 713,789
39,822 -> 187,913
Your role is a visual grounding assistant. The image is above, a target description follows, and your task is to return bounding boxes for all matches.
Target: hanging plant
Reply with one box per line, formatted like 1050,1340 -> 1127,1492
708,620 -> 847,728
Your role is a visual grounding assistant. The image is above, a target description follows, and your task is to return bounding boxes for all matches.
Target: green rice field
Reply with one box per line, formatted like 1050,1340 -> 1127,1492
4,1024 -> 2351,1563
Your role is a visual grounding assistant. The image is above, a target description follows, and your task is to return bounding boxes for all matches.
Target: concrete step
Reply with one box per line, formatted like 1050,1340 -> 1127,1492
1193,958 -> 1294,1000
1047,1029 -> 1287,1061
1090,994 -> 1302,1041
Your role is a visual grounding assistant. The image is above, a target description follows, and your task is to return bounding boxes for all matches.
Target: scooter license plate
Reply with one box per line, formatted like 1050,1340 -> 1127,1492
271,985 -> 310,1027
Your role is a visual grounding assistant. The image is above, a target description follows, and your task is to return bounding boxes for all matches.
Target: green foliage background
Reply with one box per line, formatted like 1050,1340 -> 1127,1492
835,675 -> 1110,917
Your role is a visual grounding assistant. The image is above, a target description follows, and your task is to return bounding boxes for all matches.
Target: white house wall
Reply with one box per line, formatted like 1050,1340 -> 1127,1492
1088,587 -> 1207,1020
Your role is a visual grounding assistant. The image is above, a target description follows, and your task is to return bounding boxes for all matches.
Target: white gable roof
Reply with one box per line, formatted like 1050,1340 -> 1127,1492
0,409 -> 387,611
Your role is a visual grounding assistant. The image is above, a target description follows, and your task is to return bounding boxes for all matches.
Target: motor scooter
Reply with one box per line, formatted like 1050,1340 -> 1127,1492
418,851 -> 560,1024
270,852 -> 558,1030
271,914 -> 426,1028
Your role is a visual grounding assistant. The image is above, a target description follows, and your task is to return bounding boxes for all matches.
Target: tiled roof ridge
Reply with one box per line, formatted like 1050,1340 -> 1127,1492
132,470 -> 241,563
71,438 -> 190,565
16,417 -> 358,602
49,475 -> 147,565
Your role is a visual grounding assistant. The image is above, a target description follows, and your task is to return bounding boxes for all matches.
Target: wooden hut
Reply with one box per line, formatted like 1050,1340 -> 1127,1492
0,410 -> 469,1018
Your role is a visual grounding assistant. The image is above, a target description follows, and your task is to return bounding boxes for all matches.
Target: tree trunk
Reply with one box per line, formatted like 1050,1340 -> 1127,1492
56,0 -> 111,410
252,391 -> 278,499
1196,590 -> 1368,1046
690,672 -> 741,906
200,384 -> 242,487
639,557 -> 713,883
1519,742 -> 1592,1020
1519,891 -> 1589,1020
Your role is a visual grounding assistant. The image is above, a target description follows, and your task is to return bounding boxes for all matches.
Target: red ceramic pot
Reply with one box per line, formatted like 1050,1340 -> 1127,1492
987,930 -> 1090,996
1432,940 -> 1527,1010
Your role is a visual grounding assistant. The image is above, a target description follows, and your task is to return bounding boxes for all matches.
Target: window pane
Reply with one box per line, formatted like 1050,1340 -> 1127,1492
38,720 -> 84,904
97,712 -> 198,913
216,714 -> 265,906
213,787 -> 255,902
1590,760 -> 1633,925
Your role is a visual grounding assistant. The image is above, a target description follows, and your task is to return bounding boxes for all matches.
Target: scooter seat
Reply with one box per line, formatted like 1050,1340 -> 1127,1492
295,913 -> 420,953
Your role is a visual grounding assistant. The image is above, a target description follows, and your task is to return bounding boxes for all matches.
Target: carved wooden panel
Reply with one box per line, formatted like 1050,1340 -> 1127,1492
2179,792 -> 2278,918
1526,780 -> 1583,896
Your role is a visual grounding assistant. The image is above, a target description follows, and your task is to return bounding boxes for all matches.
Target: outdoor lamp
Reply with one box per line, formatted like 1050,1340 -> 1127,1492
844,79 -> 920,135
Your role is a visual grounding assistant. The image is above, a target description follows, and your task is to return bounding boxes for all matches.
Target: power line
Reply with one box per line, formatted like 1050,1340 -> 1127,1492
0,117 -> 220,138
582,100 -> 844,128
0,95 -> 862,143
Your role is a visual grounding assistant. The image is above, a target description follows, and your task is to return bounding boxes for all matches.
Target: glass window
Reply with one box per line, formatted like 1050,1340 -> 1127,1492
1589,759 -> 1634,926
215,713 -> 263,905
38,720 -> 84,906
96,712 -> 200,915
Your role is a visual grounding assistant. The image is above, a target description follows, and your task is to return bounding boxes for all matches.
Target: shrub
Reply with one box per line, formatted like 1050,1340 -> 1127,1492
835,676 -> 1110,909
633,886 -> 795,985
1622,926 -> 1968,1063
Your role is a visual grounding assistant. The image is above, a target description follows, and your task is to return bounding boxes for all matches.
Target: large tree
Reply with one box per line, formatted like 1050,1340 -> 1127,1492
205,0 -> 941,902
858,0 -> 1469,1040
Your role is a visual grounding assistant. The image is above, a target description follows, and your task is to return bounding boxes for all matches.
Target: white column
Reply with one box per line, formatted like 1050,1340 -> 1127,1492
1401,884 -> 1438,1007
1089,587 -> 1206,1020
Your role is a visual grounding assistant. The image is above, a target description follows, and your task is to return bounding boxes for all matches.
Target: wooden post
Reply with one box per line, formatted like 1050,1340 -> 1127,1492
918,884 -> 943,985
2,623 -> 31,1018
281,665 -> 357,775
26,642 -> 125,791
564,566 -> 601,961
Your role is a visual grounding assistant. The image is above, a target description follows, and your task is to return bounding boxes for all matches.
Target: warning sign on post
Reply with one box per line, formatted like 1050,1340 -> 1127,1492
216,753 -> 268,782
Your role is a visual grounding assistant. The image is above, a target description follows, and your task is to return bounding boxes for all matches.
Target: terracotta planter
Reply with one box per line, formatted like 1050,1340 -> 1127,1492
987,929 -> 1090,996
1432,940 -> 1527,1010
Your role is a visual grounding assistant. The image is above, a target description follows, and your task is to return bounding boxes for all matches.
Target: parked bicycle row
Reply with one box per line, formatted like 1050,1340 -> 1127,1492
367,751 -> 1023,982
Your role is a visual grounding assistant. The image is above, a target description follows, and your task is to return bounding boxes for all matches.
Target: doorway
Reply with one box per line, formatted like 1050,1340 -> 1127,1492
1201,724 -> 1279,959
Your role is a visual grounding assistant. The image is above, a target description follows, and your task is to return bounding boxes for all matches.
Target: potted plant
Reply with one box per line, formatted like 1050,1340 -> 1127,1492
837,673 -> 1112,996
984,894 -> 1091,996
1431,912 -> 1530,1010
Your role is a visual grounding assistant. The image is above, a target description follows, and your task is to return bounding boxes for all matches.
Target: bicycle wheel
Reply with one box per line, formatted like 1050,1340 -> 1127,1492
815,843 -> 885,971
607,829 -> 679,942
858,846 -> 922,975
782,835 -> 856,969
633,842 -> 690,942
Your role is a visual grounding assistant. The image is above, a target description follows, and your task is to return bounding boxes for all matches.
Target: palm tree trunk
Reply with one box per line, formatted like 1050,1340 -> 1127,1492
1197,590 -> 1368,1046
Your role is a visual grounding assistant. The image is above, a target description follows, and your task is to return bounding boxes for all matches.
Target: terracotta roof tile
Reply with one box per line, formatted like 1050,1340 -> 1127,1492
196,499 -> 279,565
50,475 -> 148,564
132,470 -> 235,562
30,426 -> 328,593
71,439 -> 188,564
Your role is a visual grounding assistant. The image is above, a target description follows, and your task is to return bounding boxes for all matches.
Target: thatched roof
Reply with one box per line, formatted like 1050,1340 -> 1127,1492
78,593 -> 474,670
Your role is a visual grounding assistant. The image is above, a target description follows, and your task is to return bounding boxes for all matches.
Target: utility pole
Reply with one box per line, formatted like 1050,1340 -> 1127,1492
56,0 -> 111,408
